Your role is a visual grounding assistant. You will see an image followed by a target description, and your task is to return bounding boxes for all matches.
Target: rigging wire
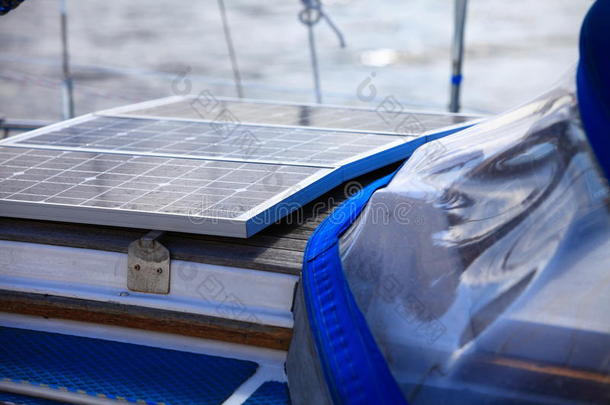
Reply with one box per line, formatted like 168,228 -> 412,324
299,0 -> 346,104
59,0 -> 74,119
304,15 -> 322,104
449,0 -> 468,113
217,0 -> 244,98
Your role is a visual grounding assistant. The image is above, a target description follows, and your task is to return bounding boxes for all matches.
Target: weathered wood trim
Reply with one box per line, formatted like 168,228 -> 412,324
0,290 -> 292,350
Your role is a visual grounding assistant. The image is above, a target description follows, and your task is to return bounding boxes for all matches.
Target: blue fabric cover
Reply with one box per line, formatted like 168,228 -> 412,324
577,0 -> 610,180
302,171 -> 407,405
301,2 -> 608,403
0,0 -> 25,15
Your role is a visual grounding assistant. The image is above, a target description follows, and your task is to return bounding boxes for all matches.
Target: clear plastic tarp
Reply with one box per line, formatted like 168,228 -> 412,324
340,72 -> 610,404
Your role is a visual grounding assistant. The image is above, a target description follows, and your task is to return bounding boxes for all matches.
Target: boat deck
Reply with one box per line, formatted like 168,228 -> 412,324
0,163 -> 399,350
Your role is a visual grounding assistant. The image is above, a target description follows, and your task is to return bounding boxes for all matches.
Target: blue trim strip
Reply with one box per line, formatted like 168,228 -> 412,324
576,0 -> 610,181
302,171 -> 406,405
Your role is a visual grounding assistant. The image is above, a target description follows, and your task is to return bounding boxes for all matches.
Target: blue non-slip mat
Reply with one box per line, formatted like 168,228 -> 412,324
0,391 -> 65,405
243,381 -> 290,405
0,327 -> 258,405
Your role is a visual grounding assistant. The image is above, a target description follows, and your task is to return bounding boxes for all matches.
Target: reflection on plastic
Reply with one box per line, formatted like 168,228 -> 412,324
340,72 -> 610,404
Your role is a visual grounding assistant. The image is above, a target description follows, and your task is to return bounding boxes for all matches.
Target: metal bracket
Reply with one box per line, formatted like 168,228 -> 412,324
127,230 -> 170,294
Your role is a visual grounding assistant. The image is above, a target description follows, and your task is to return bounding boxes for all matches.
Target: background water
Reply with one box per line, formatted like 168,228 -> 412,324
0,0 -> 593,121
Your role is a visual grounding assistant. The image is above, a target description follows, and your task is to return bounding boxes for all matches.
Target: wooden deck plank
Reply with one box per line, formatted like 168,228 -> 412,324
0,289 -> 292,350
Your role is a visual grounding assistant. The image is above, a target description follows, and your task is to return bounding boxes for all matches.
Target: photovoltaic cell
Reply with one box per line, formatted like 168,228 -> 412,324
8,116 -> 405,167
0,97 -> 475,236
102,96 -> 473,135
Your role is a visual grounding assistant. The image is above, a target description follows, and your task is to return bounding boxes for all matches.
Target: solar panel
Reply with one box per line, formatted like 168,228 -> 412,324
100,96 -> 475,135
0,98 -> 476,237
5,115 -> 407,167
